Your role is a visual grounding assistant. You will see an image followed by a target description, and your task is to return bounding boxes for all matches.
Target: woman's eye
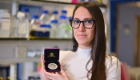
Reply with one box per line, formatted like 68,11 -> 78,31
74,20 -> 80,24
85,20 -> 92,23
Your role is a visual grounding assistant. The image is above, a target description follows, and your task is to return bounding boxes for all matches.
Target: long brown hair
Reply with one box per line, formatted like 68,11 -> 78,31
71,2 -> 106,80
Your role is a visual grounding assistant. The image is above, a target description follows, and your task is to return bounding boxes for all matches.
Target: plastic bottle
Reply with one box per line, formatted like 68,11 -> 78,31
30,15 -> 40,24
50,20 -> 58,38
17,12 -> 29,38
61,10 -> 67,16
67,17 -> 72,38
30,15 -> 40,37
39,10 -> 50,25
30,15 -> 40,36
58,15 -> 68,38
50,11 -> 59,20
39,24 -> 51,37
0,9 -> 11,37
10,15 -> 18,37
22,8 -> 30,21
30,15 -> 40,30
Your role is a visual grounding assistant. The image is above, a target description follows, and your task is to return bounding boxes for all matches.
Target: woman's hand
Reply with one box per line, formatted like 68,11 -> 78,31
41,55 -> 70,80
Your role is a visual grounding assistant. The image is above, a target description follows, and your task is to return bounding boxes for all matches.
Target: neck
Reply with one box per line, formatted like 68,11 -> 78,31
79,44 -> 92,49
76,47 -> 92,57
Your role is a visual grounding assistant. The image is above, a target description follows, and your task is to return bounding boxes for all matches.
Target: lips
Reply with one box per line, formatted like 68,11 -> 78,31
78,34 -> 86,38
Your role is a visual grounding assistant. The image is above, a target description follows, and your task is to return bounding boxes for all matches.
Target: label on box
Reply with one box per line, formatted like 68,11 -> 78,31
18,22 -> 27,34
0,17 -> 10,30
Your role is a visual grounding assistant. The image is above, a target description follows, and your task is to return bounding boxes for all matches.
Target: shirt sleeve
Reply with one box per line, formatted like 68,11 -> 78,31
106,56 -> 121,80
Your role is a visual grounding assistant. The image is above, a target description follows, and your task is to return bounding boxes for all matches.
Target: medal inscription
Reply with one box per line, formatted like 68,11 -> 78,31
48,63 -> 58,70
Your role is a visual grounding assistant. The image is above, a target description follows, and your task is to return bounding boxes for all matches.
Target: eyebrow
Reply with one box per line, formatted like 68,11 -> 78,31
74,18 -> 93,20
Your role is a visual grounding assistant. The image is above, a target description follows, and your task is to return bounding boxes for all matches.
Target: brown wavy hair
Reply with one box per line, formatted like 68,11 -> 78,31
71,2 -> 106,80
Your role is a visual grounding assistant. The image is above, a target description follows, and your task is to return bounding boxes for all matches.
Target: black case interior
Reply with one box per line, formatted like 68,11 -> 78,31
44,48 -> 60,72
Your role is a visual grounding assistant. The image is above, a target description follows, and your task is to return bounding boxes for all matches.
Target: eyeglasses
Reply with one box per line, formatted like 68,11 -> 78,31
69,19 -> 95,29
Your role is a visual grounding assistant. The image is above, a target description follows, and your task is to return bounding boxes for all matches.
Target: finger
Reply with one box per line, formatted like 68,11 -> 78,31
41,55 -> 55,80
60,67 -> 64,73
42,70 -> 50,80
41,55 -> 45,69
41,55 -> 48,79
60,63 -> 63,67
60,67 -> 67,76
42,67 -> 50,80
46,75 -> 54,80
60,67 -> 70,79
41,55 -> 43,65
55,71 -> 62,75
41,55 -> 44,71
41,55 -> 44,62
43,69 -> 57,78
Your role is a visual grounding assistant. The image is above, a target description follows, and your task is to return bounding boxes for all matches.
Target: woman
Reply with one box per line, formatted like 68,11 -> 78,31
41,2 -> 121,80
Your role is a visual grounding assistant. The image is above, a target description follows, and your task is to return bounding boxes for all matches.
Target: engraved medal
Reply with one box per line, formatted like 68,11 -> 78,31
48,63 -> 58,70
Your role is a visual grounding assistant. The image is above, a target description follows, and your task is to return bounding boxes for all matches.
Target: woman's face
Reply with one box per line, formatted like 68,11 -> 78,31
73,6 -> 95,49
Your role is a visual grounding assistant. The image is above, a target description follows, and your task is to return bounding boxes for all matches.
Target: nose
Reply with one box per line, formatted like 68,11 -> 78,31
78,22 -> 86,32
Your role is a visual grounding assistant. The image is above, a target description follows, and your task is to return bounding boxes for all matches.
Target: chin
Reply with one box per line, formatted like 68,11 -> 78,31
77,40 -> 88,45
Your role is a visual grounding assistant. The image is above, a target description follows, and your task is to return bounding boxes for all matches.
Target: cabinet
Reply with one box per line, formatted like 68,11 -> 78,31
0,0 -> 106,40
0,0 -> 107,80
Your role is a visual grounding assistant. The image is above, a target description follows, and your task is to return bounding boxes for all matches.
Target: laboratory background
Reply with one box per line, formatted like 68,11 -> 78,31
0,0 -> 140,80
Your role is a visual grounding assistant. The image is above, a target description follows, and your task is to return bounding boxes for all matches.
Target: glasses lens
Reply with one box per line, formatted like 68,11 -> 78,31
83,20 -> 94,28
72,20 -> 80,28
70,19 -> 94,29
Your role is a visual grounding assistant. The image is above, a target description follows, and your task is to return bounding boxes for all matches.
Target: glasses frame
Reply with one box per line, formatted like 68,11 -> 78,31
69,19 -> 96,29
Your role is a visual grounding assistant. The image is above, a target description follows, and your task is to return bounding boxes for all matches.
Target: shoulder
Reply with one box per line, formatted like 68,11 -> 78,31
105,54 -> 121,80
59,50 -> 75,62
106,55 -> 120,67
105,54 -> 120,71
59,50 -> 74,58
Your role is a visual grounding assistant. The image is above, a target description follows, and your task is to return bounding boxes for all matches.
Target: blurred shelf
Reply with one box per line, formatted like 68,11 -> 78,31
23,0 -> 106,7
0,57 -> 40,64
29,37 -> 72,40
30,0 -> 77,5
0,38 -> 28,40
0,0 -> 106,7
0,37 -> 72,40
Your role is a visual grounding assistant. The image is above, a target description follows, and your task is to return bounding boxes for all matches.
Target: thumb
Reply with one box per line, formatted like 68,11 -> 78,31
60,67 -> 67,76
41,55 -> 44,68
60,67 -> 70,80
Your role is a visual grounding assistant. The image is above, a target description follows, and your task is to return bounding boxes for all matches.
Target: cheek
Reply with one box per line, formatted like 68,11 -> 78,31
88,28 -> 95,40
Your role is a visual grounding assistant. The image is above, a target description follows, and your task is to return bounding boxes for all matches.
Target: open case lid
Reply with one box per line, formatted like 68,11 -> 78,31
44,48 -> 59,61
